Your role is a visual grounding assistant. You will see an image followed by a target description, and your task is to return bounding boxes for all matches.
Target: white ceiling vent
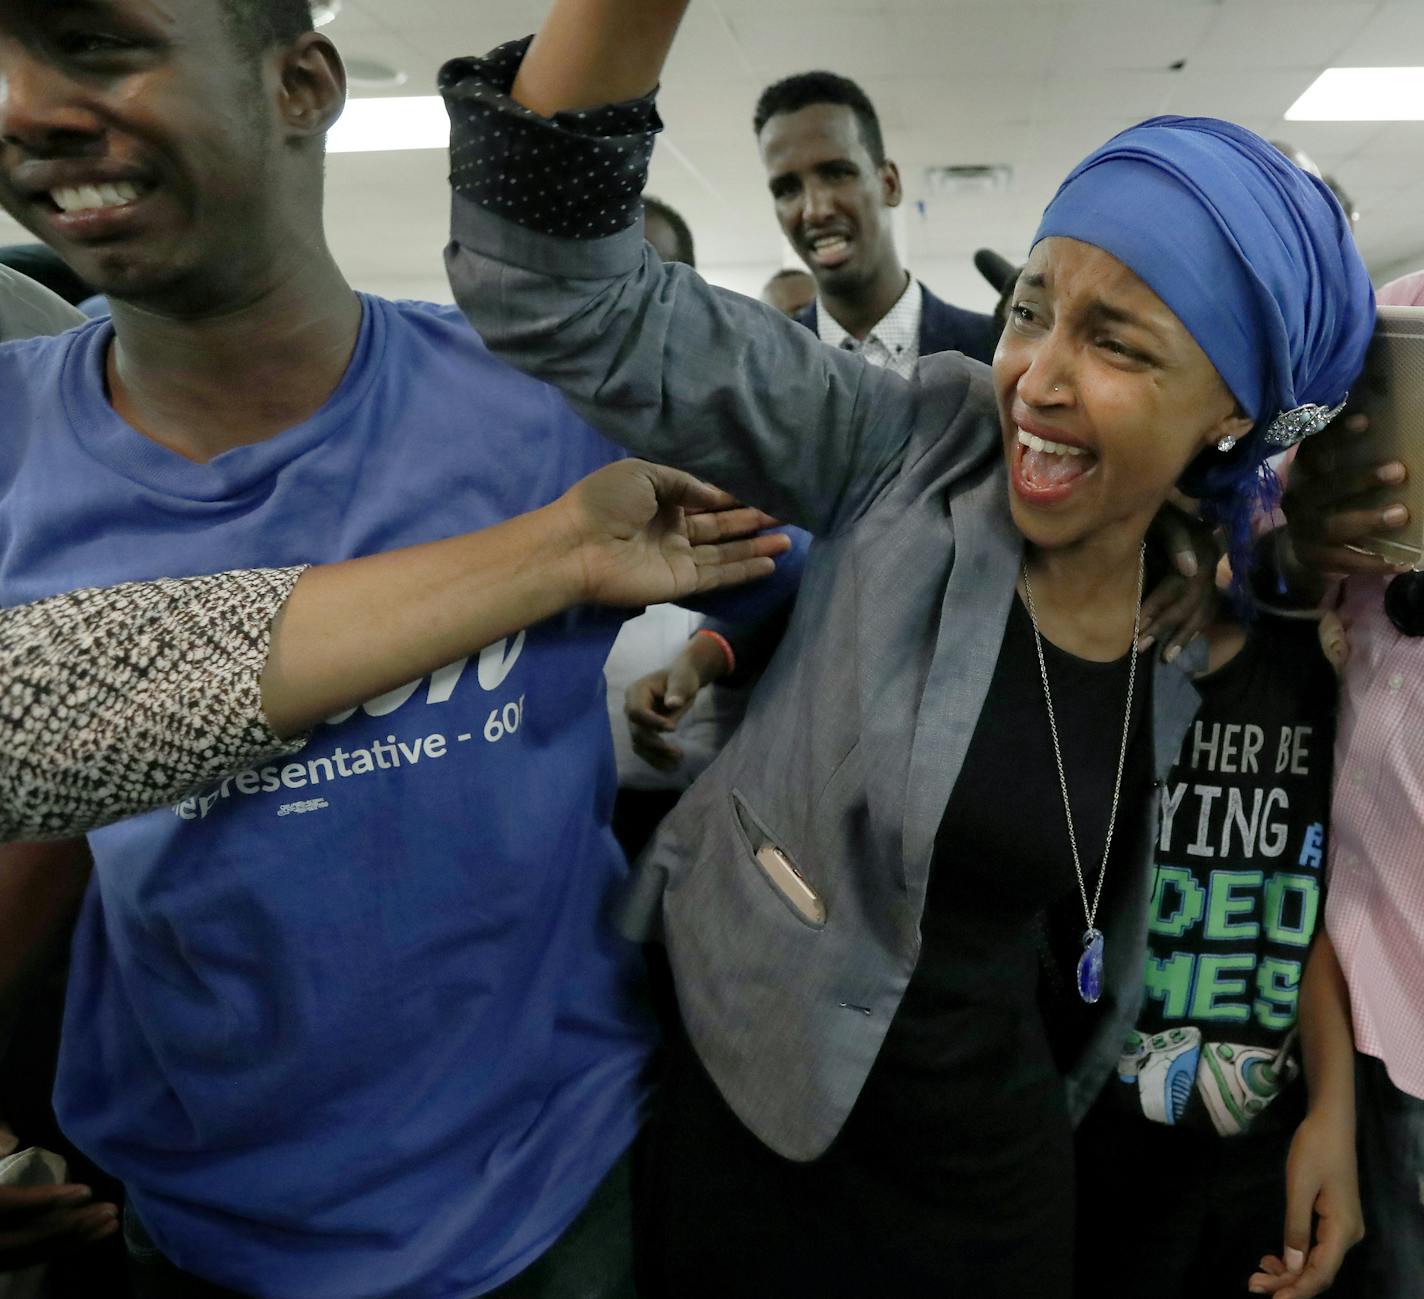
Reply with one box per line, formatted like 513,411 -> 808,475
921,164 -> 1014,197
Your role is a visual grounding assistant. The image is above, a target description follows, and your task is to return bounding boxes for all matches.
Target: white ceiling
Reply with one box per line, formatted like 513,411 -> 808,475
4,0 -> 1424,310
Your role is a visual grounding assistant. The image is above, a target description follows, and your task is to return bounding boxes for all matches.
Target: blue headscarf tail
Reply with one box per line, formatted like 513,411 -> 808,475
1032,116 -> 1376,606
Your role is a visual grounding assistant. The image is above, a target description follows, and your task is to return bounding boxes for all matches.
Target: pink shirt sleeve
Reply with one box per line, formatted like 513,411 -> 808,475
1323,269 -> 1424,1099
1377,269 -> 1424,308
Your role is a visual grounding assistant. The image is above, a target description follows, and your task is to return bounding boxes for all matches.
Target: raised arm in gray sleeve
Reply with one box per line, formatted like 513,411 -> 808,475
440,40 -> 976,535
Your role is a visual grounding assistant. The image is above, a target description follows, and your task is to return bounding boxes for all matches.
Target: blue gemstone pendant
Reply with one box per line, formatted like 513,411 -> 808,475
1076,928 -> 1105,1004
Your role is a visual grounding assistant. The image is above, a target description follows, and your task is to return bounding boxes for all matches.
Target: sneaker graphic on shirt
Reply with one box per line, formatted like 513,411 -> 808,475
1136,1027 -> 1203,1125
1196,1039 -> 1299,1137
1117,1031 -> 1150,1084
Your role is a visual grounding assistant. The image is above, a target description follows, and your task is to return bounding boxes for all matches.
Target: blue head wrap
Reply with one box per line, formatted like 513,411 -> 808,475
1032,116 -> 1376,596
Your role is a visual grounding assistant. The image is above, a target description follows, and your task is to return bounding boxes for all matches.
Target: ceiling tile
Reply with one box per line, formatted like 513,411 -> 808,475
1051,4 -> 1215,71
886,5 -> 1059,77
1037,71 -> 1181,122
1332,0 -> 1424,64
723,11 -> 909,78
1192,3 -> 1381,70
1164,66 -> 1326,122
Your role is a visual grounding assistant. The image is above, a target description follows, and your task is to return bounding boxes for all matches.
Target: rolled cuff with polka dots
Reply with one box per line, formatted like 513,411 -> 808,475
440,37 -> 663,241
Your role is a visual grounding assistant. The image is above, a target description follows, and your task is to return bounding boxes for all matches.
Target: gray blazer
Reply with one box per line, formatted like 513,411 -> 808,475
448,199 -> 1206,1161
0,265 -> 83,344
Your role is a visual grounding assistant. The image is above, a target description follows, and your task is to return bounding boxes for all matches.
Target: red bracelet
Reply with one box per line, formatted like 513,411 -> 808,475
694,628 -> 736,677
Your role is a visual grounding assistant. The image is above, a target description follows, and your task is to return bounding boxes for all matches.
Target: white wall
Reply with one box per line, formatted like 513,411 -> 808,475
1374,251 -> 1424,288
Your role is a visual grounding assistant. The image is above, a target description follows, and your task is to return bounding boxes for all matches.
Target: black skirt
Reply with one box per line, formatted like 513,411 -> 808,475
638,1027 -> 1074,1299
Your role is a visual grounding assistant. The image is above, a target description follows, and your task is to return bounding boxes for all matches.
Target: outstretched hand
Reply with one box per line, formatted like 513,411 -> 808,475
559,460 -> 789,607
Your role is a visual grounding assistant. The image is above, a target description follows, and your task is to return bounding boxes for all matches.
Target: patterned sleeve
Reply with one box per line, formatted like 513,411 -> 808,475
0,568 -> 310,842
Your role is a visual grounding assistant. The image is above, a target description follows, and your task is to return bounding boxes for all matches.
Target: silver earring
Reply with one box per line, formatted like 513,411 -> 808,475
1217,435 -> 1237,453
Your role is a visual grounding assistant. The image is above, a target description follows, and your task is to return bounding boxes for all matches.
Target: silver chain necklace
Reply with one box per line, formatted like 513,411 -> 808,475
1020,542 -> 1145,1005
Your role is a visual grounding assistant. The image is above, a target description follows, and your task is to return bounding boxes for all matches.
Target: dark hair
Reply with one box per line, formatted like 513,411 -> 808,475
218,0 -> 314,54
767,268 -> 813,283
753,72 -> 885,167
641,196 -> 696,267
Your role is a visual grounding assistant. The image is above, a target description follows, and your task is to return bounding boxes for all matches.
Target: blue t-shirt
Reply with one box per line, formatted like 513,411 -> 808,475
0,297 -> 750,1297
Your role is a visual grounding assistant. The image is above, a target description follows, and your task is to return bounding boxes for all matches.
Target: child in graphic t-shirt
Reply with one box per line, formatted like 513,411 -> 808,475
1074,610 -> 1362,1299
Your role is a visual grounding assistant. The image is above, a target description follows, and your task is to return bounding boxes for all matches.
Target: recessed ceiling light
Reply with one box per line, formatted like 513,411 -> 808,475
311,1 -> 342,26
344,57 -> 408,90
328,97 -> 448,153
1286,67 -> 1424,121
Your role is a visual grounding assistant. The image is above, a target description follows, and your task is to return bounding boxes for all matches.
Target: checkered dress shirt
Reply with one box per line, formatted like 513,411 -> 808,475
1323,270 -> 1424,1101
815,276 -> 923,379
1326,575 -> 1424,1100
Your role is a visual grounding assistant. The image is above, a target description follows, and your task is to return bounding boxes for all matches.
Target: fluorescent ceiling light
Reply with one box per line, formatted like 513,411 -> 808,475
1286,67 -> 1424,121
328,97 -> 448,154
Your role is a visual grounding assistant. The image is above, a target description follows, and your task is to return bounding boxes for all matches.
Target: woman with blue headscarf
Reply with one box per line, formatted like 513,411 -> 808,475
438,3 -> 1374,1296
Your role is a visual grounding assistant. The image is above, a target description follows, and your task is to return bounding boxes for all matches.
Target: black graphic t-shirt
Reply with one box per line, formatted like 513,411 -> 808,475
1109,615 -> 1337,1136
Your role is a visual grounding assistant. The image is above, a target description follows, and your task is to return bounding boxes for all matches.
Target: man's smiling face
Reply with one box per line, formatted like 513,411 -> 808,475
0,0 -> 316,311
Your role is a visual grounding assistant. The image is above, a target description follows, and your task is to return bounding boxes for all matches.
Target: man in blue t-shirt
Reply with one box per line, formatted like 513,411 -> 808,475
0,3 -> 801,1296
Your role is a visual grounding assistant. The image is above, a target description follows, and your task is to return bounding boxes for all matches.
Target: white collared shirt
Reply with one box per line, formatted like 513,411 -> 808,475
815,276 -> 923,379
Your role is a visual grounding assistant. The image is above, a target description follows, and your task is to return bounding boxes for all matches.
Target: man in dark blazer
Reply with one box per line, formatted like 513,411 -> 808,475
754,71 -> 999,369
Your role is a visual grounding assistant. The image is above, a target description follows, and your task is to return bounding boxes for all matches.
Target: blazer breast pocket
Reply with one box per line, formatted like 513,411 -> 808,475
729,789 -> 826,929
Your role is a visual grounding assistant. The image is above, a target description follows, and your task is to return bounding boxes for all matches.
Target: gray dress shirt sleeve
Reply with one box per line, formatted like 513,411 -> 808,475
448,201 -> 934,535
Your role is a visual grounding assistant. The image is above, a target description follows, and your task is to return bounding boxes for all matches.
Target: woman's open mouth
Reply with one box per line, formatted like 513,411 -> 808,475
1011,426 -> 1098,503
